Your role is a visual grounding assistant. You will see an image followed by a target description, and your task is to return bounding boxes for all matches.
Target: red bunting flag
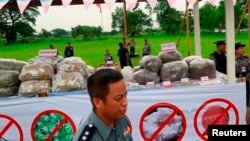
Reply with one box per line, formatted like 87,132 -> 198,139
96,3 -> 102,13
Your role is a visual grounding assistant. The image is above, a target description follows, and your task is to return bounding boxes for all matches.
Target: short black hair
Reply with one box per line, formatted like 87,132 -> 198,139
119,42 -> 123,47
235,42 -> 246,50
87,69 -> 124,105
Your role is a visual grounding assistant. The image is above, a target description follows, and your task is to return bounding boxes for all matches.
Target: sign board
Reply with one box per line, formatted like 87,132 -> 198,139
39,49 -> 58,57
161,43 -> 177,52
106,60 -> 114,64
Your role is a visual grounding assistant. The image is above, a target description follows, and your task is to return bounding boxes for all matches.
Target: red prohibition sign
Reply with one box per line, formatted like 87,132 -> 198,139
194,98 -> 239,141
31,109 -> 77,141
139,102 -> 187,141
0,114 -> 24,141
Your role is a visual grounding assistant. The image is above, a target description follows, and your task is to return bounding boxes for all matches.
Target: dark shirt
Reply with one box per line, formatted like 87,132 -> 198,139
210,51 -> 227,74
235,56 -> 250,78
64,46 -> 74,58
118,47 -> 128,68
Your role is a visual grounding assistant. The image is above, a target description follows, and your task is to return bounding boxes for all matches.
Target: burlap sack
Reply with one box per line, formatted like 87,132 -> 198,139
18,80 -> 51,96
0,86 -> 19,97
19,63 -> 55,81
0,70 -> 20,87
0,58 -> 27,72
133,69 -> 160,85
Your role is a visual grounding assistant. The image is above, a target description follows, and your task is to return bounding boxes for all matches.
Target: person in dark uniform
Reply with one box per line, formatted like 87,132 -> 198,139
235,42 -> 250,106
118,42 -> 129,69
64,42 -> 74,58
73,69 -> 133,141
209,40 -> 227,74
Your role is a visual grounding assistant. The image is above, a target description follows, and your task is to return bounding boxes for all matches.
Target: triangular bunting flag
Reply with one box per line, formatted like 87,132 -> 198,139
166,0 -> 176,7
40,0 -> 53,14
0,0 -> 9,10
125,0 -> 137,10
232,0 -> 237,5
83,0 -> 94,10
210,0 -> 217,6
62,0 -> 72,8
16,0 -> 31,14
104,0 -> 116,10
189,0 -> 197,5
147,0 -> 157,9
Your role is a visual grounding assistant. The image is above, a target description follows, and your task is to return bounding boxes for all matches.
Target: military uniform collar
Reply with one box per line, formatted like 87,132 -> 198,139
90,111 -> 114,140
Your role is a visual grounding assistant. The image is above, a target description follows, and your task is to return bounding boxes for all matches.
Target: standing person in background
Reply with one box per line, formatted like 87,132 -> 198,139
73,69 -> 133,141
64,42 -> 74,58
209,40 -> 227,74
142,38 -> 151,56
129,37 -> 136,56
118,42 -> 129,69
235,42 -> 250,106
50,44 -> 59,55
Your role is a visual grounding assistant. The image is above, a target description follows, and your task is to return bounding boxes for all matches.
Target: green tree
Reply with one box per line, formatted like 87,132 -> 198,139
0,7 -> 40,44
150,1 -> 182,34
15,22 -> 35,43
39,29 -> 51,38
111,7 -> 152,36
51,28 -> 68,37
199,2 -> 217,32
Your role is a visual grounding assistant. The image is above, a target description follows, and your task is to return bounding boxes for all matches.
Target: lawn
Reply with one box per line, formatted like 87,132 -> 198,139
0,32 -> 249,68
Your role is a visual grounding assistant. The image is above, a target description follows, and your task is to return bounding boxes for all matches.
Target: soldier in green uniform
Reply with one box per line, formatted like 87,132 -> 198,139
235,42 -> 250,106
73,69 -> 133,141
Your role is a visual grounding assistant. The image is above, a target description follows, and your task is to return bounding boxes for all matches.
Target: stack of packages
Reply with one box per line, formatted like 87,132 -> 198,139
52,57 -> 90,93
18,56 -> 63,96
0,58 -> 27,97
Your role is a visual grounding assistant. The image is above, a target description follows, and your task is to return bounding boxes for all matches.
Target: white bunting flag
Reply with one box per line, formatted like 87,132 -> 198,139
147,0 -> 157,9
210,0 -> 217,6
16,0 -> 31,14
104,0 -> 116,10
0,0 -> 9,10
62,0 -> 72,8
232,0 -> 237,5
83,0 -> 94,10
125,0 -> 137,10
166,0 -> 176,7
40,0 -> 53,13
189,0 -> 197,5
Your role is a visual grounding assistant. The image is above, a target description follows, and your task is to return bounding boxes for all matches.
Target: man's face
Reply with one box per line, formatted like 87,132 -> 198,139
236,46 -> 245,55
218,43 -> 226,52
98,80 -> 128,121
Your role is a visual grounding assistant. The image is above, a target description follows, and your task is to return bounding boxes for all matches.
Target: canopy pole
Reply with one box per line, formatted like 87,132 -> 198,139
248,1 -> 250,62
185,0 -> 190,56
235,0 -> 250,38
225,0 -> 235,84
123,0 -> 128,48
193,0 -> 201,56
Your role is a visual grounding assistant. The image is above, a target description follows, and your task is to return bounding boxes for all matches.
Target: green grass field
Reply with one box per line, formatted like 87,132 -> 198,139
0,32 -> 249,68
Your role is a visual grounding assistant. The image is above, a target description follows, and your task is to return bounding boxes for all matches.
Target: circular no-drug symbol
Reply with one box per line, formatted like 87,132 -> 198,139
0,114 -> 23,141
139,102 -> 187,141
194,98 -> 239,140
31,110 -> 77,141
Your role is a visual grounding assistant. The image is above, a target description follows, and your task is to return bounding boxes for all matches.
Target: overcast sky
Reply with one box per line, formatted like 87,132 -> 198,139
35,0 -> 219,32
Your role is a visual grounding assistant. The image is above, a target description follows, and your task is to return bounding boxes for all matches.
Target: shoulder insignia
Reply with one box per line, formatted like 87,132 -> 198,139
77,123 -> 96,141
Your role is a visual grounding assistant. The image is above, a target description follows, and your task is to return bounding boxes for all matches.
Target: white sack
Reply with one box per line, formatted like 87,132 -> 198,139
18,80 -> 51,96
121,66 -> 133,82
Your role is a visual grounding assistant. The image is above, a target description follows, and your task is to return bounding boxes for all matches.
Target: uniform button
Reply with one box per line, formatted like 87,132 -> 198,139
88,124 -> 93,128
82,136 -> 87,140
85,131 -> 89,136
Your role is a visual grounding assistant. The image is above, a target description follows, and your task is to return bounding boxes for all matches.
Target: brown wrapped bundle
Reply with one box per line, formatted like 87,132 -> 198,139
29,56 -> 64,69
18,80 -> 51,96
160,61 -> 189,82
19,63 -> 55,81
183,55 -> 202,66
57,57 -> 87,73
133,69 -> 160,85
189,59 -> 216,79
158,51 -> 183,64
0,70 -> 20,87
139,55 -> 162,73
52,71 -> 87,92
133,65 -> 142,73
0,58 -> 27,72
0,86 -> 19,97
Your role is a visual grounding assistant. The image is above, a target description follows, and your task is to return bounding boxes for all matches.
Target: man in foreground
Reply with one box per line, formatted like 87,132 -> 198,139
73,69 -> 133,141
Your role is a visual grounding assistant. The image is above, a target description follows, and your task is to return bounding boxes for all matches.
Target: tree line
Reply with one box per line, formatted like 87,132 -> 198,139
0,0 -> 248,45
